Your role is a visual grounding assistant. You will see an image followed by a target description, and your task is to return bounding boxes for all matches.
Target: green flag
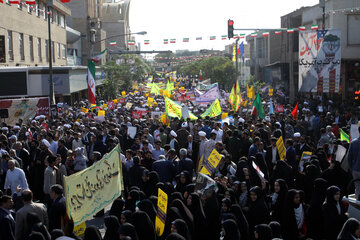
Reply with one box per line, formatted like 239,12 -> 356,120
252,93 -> 265,119
201,99 -> 222,118
340,129 -> 350,143
150,83 -> 161,95
164,97 -> 197,120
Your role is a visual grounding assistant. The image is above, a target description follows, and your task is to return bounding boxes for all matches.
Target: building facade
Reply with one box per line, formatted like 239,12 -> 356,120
0,0 -> 71,67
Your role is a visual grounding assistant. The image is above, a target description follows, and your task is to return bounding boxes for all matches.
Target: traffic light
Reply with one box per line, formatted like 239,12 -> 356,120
228,19 -> 234,39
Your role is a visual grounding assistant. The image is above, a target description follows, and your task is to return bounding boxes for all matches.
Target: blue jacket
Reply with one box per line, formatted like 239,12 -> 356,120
348,138 -> 360,172
152,160 -> 176,183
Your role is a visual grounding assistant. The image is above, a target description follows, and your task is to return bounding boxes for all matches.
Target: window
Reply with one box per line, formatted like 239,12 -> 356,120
19,33 -> 24,61
50,9 -> 53,23
36,2 -> 40,17
8,30 -> 13,61
348,15 -> 360,45
37,38 -> 42,61
55,11 -> 59,25
60,14 -> 65,28
29,36 -> 34,61
45,40 -> 48,62
57,42 -> 60,59
0,36 -> 5,63
52,41 -> 55,62
61,44 -> 66,59
44,5 -> 47,20
17,1 -> 22,9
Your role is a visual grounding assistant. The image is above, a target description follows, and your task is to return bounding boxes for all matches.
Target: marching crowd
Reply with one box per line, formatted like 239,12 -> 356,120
0,79 -> 360,240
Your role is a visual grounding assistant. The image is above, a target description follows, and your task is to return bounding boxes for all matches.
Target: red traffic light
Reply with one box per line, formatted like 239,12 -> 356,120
228,20 -> 234,26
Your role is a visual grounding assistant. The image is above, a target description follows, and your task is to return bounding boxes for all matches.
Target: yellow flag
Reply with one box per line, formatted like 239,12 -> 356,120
73,222 -> 86,236
90,104 -> 96,108
113,99 -> 118,103
269,88 -> 273,96
200,99 -> 222,118
232,44 -> 236,62
98,110 -> 105,116
276,136 -> 286,160
221,112 -> 228,119
80,107 -> 88,113
121,91 -> 126,97
102,104 -> 107,109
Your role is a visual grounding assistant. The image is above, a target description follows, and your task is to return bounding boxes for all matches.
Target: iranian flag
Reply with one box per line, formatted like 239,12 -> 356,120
87,60 -> 96,104
164,39 -> 169,44
144,40 -> 150,45
251,32 -> 257,37
25,0 -> 36,4
251,93 -> 265,119
91,49 -> 106,63
109,41 -> 116,46
233,34 -> 239,39
170,39 -> 176,43
183,38 -> 189,42
128,40 -> 135,45
311,24 -> 319,30
262,31 -> 269,37
196,37 -> 202,40
275,30 -> 282,35
240,34 -> 246,39
210,36 -> 216,40
9,0 -> 20,3
298,26 -> 306,31
221,35 -> 227,40
287,28 -> 294,33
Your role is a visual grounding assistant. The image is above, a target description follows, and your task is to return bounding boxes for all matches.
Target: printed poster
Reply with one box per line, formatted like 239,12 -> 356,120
299,30 -> 341,93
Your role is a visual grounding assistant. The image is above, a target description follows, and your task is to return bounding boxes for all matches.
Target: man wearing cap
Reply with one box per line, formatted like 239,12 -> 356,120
176,122 -> 190,149
169,130 -> 179,154
198,131 -> 207,161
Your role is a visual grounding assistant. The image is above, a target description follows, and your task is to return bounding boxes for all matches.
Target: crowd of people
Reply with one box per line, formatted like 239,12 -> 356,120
0,77 -> 360,240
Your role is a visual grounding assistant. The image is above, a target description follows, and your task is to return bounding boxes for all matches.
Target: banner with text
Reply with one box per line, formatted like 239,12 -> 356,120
299,30 -> 341,93
64,145 -> 123,226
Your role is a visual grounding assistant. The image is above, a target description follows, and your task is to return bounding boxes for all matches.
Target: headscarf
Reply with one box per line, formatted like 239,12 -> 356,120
222,219 -> 241,240
28,232 -> 46,240
50,229 -> 64,240
118,223 -> 139,240
166,233 -> 186,240
121,210 -> 133,224
109,198 -> 125,221
172,219 -> 191,240
170,199 -> 194,235
104,215 -> 120,240
83,226 -> 102,240
254,224 -> 272,240
325,185 -> 341,204
230,204 -> 249,240
268,221 -> 282,238
137,199 -> 157,224
338,218 -> 360,240
31,223 -> 51,240
131,211 -> 156,240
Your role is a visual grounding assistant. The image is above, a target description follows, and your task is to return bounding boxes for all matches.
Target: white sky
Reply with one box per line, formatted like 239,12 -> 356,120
129,0 -> 319,53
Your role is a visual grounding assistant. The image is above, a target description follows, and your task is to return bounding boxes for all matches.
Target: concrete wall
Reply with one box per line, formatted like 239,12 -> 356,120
0,1 -> 70,67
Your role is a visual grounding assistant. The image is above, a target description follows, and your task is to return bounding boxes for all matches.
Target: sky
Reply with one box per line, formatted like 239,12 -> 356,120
129,0 -> 319,54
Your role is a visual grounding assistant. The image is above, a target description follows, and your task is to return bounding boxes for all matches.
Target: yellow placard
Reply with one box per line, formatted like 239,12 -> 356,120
73,221 -> 86,237
102,104 -> 107,109
163,90 -> 170,98
113,99 -> 118,103
180,87 -> 185,91
155,188 -> 168,237
221,113 -> 228,119
148,97 -> 154,103
121,91 -> 126,97
200,149 -> 222,176
80,107 -> 88,113
269,88 -> 274,96
276,136 -> 286,160
98,110 -> 105,116
63,145 -> 123,226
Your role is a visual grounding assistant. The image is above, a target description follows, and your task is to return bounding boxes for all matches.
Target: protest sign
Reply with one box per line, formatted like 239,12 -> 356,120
335,145 -> 347,162
155,188 -> 168,236
351,124 -> 360,140
64,145 -> 123,226
276,136 -> 286,160
299,151 -> 312,172
200,149 -> 222,176
127,126 -> 137,139
194,172 -> 218,196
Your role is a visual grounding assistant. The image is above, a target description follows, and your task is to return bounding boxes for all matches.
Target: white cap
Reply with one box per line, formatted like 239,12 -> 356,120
42,139 -> 51,147
155,107 -> 160,111
80,112 -> 85,116
40,115 -> 45,119
239,118 -> 245,123
198,131 -> 206,137
13,125 -> 20,130
35,116 -> 40,120
304,101 -> 309,105
265,116 -> 271,122
1,127 -> 8,131
170,130 -> 177,137
75,122 -> 80,126
9,135 -> 17,141
294,132 -> 301,137
275,122 -> 281,128
181,122 -> 188,128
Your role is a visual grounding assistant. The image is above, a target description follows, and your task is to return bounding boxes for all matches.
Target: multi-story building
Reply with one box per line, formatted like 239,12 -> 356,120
246,0 -> 360,101
0,0 -> 71,67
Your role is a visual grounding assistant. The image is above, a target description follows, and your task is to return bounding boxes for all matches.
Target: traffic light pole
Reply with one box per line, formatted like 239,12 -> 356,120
235,38 -> 239,85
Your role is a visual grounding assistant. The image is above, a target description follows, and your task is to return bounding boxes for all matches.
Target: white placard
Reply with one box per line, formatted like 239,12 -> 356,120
127,126 -> 137,139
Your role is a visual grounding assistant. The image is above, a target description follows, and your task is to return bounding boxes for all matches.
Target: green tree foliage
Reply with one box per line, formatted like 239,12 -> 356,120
101,54 -> 152,99
178,56 -> 235,90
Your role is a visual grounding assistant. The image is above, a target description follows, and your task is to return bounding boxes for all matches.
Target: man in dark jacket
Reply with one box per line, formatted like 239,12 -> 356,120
48,184 -> 66,231
265,137 -> 280,176
177,148 -> 193,175
0,195 -> 15,240
152,153 -> 176,183
185,135 -> 199,168
286,139 -> 297,173
228,130 -> 241,163
129,156 -> 146,187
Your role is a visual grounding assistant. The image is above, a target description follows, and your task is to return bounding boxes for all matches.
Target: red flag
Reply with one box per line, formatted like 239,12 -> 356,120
291,102 -> 299,119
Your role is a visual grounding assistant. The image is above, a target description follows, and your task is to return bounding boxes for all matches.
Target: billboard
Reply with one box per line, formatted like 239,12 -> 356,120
299,30 -> 341,93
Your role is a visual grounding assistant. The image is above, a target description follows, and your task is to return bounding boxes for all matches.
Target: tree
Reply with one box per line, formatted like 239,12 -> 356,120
101,54 -> 152,99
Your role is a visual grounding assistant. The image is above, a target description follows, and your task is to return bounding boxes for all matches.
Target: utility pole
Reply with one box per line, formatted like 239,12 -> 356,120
235,38 -> 239,85
47,0 -> 55,105
320,0 -> 326,29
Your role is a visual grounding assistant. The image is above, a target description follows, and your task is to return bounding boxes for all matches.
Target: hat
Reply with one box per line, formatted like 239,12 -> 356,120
1,127 -> 8,131
155,107 -> 160,111
239,118 -> 245,123
35,116 -> 40,120
294,132 -> 301,137
265,116 -> 270,122
75,122 -> 80,126
9,135 -> 17,141
181,122 -> 188,128
198,131 -> 206,137
41,139 -> 51,148
275,122 -> 281,128
39,115 -> 45,119
13,125 -> 20,130
179,148 -> 187,156
170,130 -> 177,138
